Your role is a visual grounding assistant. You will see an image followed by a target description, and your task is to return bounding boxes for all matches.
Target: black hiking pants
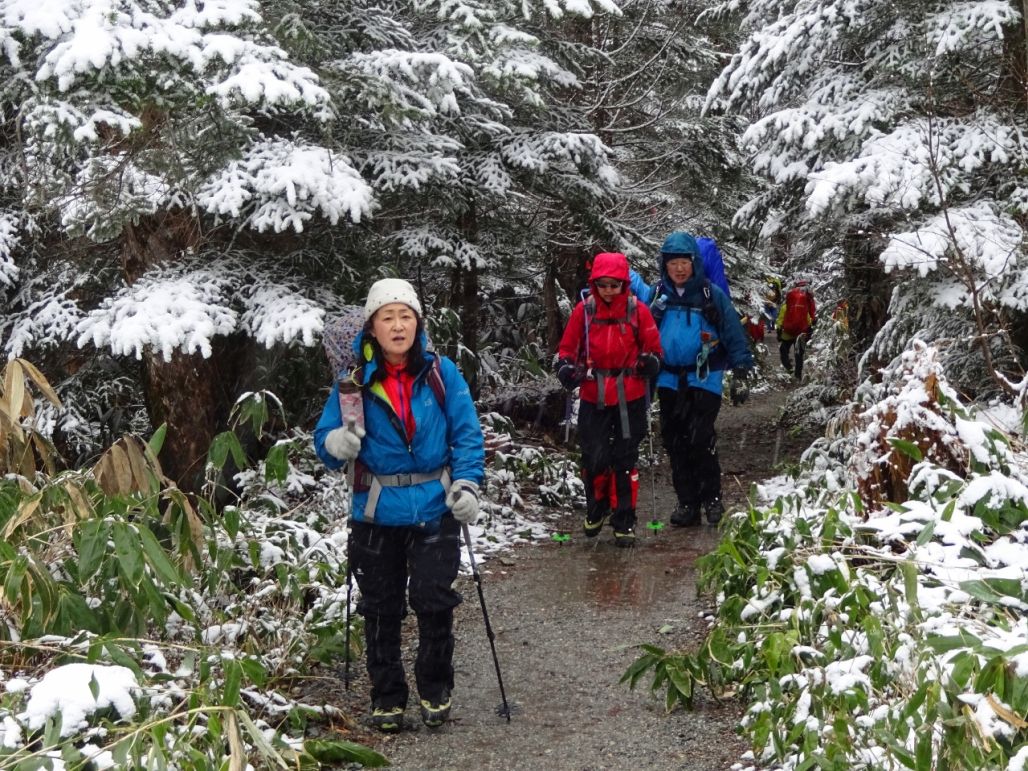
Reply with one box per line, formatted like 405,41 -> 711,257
779,333 -> 807,380
657,386 -> 722,509
349,517 -> 462,709
578,396 -> 648,532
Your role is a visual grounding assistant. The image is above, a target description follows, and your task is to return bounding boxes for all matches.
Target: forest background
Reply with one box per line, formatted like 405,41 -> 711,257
1,0 -> 1027,768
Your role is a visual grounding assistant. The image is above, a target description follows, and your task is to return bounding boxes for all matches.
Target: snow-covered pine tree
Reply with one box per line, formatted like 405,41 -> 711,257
0,0 -> 375,487
707,0 -> 1028,399
270,0 -> 629,388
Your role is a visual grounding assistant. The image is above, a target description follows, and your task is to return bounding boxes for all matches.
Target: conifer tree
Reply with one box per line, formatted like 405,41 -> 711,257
708,0 -> 1028,397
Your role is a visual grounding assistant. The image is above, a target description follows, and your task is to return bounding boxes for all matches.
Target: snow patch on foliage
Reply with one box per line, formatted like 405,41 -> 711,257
198,137 -> 375,232
20,663 -> 139,736
77,270 -> 237,361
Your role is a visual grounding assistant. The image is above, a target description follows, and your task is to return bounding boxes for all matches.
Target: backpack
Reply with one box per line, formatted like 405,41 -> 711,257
696,237 -> 731,299
580,292 -> 640,365
781,285 -> 814,336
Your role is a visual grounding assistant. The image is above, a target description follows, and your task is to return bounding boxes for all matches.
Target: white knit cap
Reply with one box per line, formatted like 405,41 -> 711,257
364,278 -> 423,322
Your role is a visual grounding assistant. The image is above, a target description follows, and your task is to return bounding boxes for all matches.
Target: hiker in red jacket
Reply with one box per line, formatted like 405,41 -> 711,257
776,278 -> 817,381
555,252 -> 663,547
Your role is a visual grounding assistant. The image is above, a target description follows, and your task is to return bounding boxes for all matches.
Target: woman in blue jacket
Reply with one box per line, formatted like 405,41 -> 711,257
630,232 -> 754,527
314,278 -> 485,733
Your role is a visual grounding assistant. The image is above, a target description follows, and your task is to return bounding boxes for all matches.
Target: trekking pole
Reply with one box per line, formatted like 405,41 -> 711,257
562,392 -> 574,535
343,528 -> 353,690
642,387 -> 663,538
461,523 -> 511,721
647,392 -> 657,524
343,419 -> 357,691
341,416 -> 360,691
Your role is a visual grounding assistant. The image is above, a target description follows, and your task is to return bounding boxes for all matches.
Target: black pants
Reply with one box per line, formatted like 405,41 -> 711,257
780,334 -> 806,379
578,397 -> 648,532
349,516 -> 462,709
657,386 -> 722,508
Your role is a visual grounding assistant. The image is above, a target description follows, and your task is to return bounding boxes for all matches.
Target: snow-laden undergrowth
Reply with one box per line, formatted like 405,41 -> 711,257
0,397 -> 567,769
627,342 -> 1028,771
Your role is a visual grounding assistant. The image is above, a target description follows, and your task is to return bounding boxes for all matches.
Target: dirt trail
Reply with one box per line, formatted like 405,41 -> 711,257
321,385 -> 817,770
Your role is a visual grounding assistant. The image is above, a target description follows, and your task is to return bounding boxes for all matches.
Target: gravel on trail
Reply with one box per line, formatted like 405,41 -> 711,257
314,385 -> 815,770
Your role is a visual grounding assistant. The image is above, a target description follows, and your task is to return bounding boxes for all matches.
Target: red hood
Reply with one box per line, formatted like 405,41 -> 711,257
589,252 -> 630,287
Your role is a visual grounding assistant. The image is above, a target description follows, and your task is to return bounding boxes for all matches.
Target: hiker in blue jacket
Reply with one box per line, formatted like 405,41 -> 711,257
314,278 -> 485,733
630,232 -> 754,526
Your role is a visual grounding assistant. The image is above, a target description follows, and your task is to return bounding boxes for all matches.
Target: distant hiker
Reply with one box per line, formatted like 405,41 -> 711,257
762,275 -> 783,333
776,278 -> 817,381
555,252 -> 663,548
629,232 -> 754,527
314,278 -> 485,733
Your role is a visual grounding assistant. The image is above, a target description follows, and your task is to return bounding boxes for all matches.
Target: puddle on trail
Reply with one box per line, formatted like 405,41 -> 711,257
512,526 -> 723,614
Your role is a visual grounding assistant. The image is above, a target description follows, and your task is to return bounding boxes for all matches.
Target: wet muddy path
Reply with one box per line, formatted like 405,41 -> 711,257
326,385 -> 818,770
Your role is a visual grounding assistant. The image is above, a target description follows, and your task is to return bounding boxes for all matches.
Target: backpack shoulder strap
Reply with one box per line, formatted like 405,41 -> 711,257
627,294 -> 641,344
426,355 -> 447,410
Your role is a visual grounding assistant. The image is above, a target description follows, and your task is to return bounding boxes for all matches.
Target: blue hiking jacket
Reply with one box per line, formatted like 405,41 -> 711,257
629,260 -> 753,396
314,332 -> 485,527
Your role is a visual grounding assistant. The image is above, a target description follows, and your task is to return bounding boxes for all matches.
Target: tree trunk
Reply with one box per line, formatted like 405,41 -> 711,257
121,213 -> 249,494
544,258 -> 562,355
458,202 -> 481,396
843,227 -> 891,354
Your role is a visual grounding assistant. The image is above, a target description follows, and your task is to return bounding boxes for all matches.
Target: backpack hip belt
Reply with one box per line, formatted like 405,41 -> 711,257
592,369 -> 632,441
355,462 -> 452,522
661,363 -> 696,376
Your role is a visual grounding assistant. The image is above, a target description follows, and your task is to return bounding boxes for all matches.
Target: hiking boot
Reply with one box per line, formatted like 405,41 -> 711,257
370,706 -> 404,733
613,528 -> 636,548
704,499 -> 725,525
419,693 -> 451,728
583,507 -> 609,538
670,504 -> 701,527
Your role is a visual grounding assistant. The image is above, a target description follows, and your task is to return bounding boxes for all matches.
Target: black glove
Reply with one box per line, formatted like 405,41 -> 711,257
635,352 -> 661,379
556,359 -> 583,390
702,301 -> 720,328
730,368 -> 751,406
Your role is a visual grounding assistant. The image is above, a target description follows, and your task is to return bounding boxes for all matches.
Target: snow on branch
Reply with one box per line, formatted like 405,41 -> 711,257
198,137 -> 375,232
391,226 -> 487,270
23,100 -> 142,145
5,294 -> 83,358
480,48 -> 579,93
343,50 -> 474,120
363,150 -> 462,193
804,115 -> 1028,217
208,58 -> 329,111
239,281 -> 324,348
17,0 -> 327,111
56,156 -> 174,239
76,270 -> 237,361
880,202 -> 1025,310
0,211 -> 21,290
924,0 -> 1018,57
530,0 -> 622,20
500,131 -> 617,184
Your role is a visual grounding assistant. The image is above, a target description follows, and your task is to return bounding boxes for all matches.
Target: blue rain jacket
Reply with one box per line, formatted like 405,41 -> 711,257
314,332 -> 485,527
629,259 -> 753,396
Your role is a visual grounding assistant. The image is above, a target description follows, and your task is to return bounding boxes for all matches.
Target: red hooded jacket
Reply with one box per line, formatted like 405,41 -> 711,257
557,252 -> 663,406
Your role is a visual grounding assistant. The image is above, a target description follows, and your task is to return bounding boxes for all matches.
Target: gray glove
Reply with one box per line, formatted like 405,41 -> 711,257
324,424 -> 365,461
446,480 -> 481,524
